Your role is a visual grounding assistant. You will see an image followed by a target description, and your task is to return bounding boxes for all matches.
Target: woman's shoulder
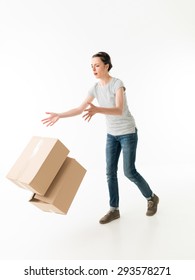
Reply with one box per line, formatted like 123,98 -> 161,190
111,77 -> 125,87
89,81 -> 98,90
112,77 -> 124,84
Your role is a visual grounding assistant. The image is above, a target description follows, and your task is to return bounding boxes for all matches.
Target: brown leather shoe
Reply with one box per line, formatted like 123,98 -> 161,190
146,194 -> 159,216
99,209 -> 120,224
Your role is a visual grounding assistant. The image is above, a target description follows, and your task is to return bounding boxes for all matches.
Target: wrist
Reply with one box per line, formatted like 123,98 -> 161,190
57,113 -> 62,118
97,107 -> 101,114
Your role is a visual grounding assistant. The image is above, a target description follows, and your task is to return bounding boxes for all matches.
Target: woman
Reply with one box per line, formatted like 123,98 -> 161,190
42,52 -> 159,224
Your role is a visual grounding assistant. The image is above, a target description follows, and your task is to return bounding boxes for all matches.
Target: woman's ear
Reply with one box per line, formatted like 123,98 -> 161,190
105,64 -> 109,71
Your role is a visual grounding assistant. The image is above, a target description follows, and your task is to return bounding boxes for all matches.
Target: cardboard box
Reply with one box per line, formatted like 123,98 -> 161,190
6,136 -> 69,195
30,157 -> 86,214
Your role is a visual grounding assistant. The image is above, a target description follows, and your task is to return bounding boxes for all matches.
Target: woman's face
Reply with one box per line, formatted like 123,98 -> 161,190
91,57 -> 109,79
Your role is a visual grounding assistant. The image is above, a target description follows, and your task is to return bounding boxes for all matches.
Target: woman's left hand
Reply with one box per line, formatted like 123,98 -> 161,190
82,102 -> 98,122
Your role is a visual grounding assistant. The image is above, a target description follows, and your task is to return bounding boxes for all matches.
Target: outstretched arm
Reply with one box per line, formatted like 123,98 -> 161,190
42,95 -> 94,126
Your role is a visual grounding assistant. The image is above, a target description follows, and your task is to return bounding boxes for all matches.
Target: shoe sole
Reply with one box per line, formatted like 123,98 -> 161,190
99,215 -> 120,224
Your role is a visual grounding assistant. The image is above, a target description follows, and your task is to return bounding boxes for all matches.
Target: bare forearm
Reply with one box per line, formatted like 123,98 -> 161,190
58,107 -> 83,118
96,106 -> 122,116
42,96 -> 94,126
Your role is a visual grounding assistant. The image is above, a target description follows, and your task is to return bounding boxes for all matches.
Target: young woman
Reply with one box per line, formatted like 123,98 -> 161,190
42,52 -> 159,224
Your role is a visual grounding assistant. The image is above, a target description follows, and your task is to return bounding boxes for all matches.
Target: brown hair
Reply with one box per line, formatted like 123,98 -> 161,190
92,52 -> 113,71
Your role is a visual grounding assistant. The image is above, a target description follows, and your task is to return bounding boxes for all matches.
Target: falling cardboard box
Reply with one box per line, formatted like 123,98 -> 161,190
6,136 -> 70,195
6,136 -> 87,214
30,157 -> 86,214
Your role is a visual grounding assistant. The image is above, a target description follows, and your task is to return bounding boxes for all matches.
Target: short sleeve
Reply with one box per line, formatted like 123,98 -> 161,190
88,84 -> 96,97
113,79 -> 126,92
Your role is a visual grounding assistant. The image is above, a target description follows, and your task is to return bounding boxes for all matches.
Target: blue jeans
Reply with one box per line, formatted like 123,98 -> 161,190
106,131 -> 153,208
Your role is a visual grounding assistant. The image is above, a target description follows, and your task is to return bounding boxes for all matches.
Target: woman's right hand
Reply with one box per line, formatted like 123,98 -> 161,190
41,112 -> 60,126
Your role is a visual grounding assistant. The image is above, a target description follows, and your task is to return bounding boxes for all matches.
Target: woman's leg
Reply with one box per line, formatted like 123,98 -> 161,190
106,133 -> 121,208
120,131 -> 159,216
120,131 -> 153,198
99,134 -> 121,224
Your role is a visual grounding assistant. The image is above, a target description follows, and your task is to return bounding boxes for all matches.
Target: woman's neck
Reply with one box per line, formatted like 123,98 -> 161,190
98,75 -> 112,86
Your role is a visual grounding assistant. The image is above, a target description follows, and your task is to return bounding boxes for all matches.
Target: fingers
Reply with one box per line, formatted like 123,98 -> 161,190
41,112 -> 57,126
41,118 -> 49,123
87,102 -> 94,107
83,105 -> 95,121
41,118 -> 52,124
41,119 -> 53,126
47,122 -> 54,126
41,118 -> 55,126
82,112 -> 91,122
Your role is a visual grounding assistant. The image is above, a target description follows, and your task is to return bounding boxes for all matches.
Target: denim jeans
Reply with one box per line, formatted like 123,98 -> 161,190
106,131 -> 153,208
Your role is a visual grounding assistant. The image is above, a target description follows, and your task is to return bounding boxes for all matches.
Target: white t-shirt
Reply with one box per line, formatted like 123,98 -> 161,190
88,77 -> 136,136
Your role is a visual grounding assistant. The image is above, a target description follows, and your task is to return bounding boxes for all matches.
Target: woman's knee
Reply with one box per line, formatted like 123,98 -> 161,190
106,168 -> 118,179
124,168 -> 137,182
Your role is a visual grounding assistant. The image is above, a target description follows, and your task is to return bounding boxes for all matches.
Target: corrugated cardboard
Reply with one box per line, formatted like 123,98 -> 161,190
30,157 -> 86,214
6,136 -> 69,195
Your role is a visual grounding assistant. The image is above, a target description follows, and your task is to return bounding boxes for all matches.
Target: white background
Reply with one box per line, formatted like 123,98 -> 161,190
0,0 -> 195,262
